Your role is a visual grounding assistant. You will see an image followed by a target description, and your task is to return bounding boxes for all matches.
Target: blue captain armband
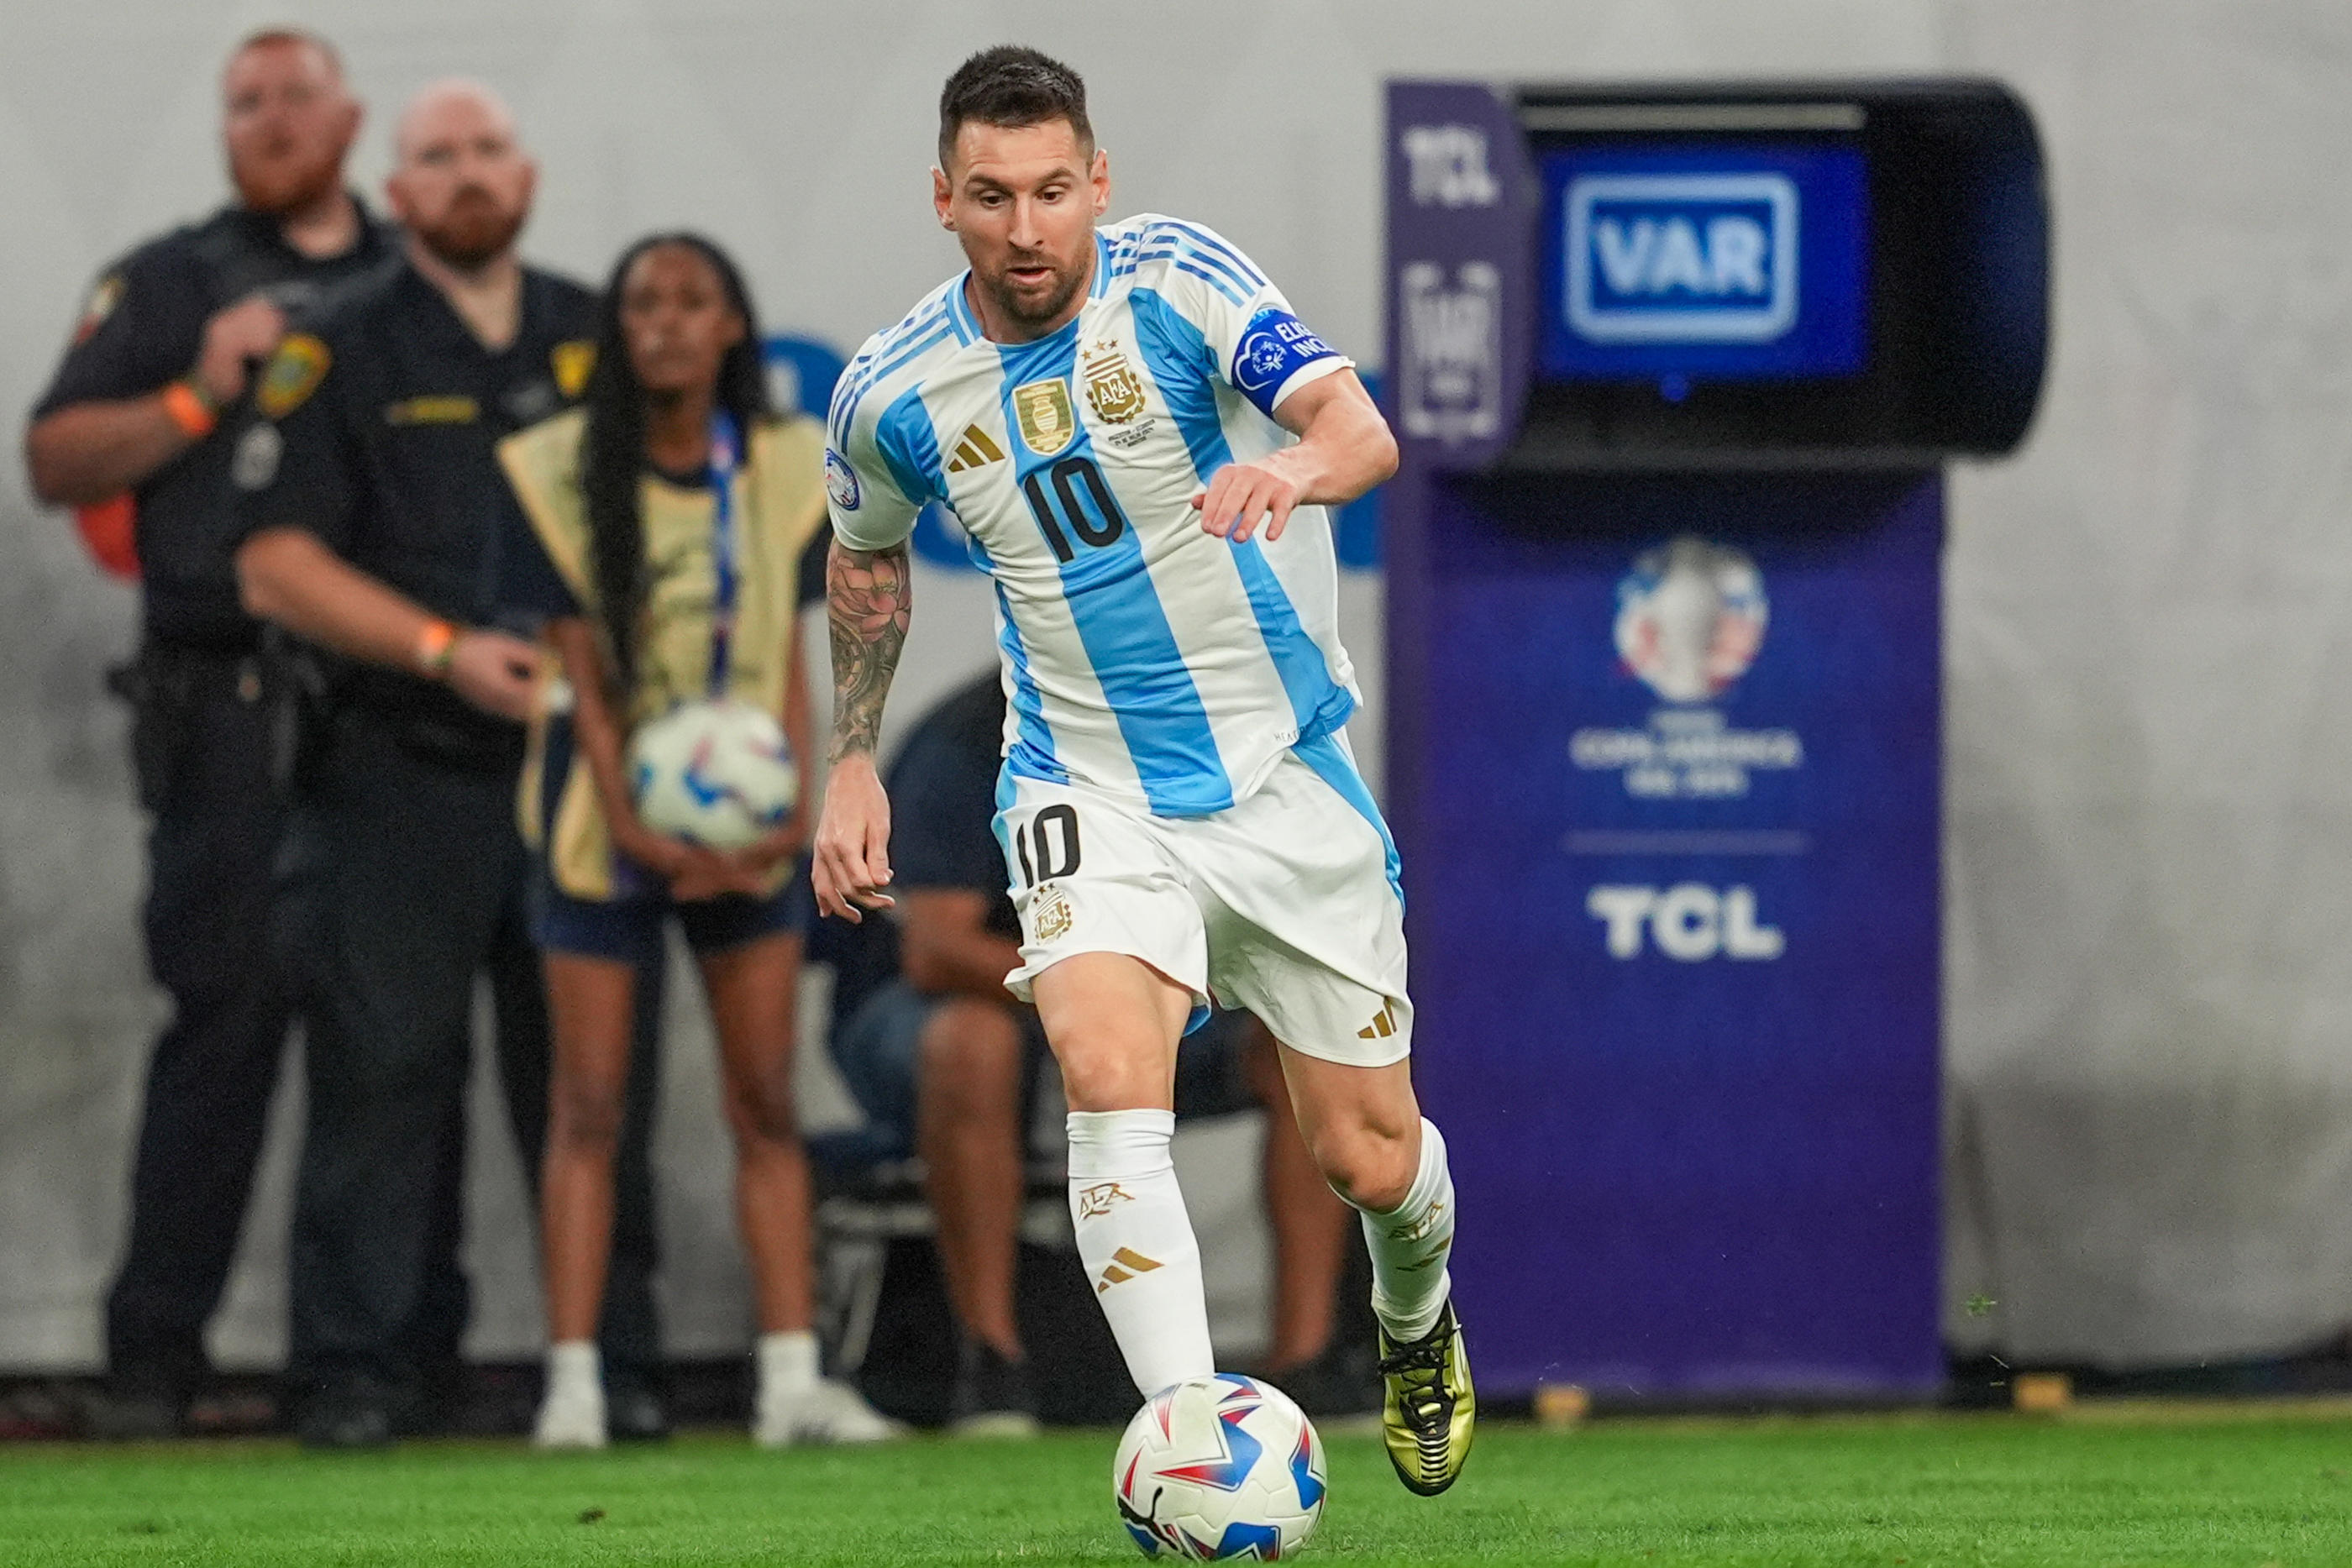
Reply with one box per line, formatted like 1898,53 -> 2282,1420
1227,307 -> 1347,418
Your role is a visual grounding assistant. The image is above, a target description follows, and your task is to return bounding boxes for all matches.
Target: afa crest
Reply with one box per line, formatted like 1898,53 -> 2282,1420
256,333 -> 331,418
1012,380 -> 1077,457
551,339 -> 596,400
1031,882 -> 1075,942
1082,342 -> 1147,425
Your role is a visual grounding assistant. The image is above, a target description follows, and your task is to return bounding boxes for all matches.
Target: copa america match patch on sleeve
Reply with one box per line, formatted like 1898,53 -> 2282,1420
1229,307 -> 1341,413
825,448 -> 861,511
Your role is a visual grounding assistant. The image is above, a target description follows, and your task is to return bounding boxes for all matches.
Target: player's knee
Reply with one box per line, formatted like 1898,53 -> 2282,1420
1058,1039 -> 1172,1114
722,1059 -> 801,1146
917,997 -> 1025,1123
1310,1115 -> 1418,1214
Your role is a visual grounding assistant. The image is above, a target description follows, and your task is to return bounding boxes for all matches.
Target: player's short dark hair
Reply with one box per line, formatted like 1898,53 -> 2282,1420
229,26 -> 344,80
937,46 -> 1092,171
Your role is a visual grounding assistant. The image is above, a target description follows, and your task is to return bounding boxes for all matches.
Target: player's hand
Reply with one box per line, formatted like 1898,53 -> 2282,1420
444,628 -> 543,721
813,753 -> 894,922
1192,457 -> 1305,545
612,818 -> 692,882
670,844 -> 762,904
731,814 -> 807,875
193,295 -> 289,407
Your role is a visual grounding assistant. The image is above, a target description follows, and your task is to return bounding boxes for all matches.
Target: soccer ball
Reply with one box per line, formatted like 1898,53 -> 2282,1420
626,697 -> 797,851
1112,1375 -> 1326,1560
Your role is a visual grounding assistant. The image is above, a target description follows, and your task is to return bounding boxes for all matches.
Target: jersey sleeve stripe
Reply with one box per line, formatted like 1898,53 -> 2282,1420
1170,257 -> 1252,306
874,385 -> 947,506
1131,248 -> 1252,306
833,298 -> 949,414
832,323 -> 953,456
875,323 -> 953,381
1133,240 -> 1257,304
1147,220 -> 1269,287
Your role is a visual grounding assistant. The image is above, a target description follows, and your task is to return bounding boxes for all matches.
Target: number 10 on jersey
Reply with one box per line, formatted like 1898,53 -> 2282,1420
1022,456 -> 1129,564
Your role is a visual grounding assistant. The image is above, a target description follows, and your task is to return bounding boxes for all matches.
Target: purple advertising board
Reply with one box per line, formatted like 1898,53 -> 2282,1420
1384,83 -> 1944,1398
1391,470 -> 1944,1399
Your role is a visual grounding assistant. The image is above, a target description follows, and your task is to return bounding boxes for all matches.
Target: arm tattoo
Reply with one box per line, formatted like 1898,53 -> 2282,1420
826,541 -> 911,761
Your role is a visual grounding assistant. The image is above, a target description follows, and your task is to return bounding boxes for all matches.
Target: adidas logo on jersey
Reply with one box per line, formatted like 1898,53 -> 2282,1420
1358,1000 -> 1402,1041
1095,1247 -> 1163,1293
946,423 -> 1006,473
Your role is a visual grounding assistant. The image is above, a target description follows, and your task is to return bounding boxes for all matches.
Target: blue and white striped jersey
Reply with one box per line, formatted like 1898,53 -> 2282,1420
826,214 -> 1362,818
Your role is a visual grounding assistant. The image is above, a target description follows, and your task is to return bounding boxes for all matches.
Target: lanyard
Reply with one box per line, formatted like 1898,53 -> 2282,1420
706,408 -> 742,698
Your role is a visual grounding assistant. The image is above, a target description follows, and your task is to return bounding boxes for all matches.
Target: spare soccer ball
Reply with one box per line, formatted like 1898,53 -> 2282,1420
626,696 -> 797,851
1112,1375 -> 1326,1560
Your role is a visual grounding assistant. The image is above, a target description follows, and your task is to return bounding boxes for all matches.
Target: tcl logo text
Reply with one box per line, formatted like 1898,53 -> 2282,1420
1585,884 -> 1785,961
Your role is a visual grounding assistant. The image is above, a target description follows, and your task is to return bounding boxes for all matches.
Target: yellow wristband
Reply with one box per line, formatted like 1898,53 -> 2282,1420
161,380 -> 217,439
415,619 -> 458,678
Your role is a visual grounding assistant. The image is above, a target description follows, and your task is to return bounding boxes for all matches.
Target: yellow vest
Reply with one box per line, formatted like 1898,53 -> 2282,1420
498,407 -> 827,900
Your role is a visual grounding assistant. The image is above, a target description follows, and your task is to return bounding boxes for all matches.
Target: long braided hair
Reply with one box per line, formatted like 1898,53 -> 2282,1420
578,232 -> 771,690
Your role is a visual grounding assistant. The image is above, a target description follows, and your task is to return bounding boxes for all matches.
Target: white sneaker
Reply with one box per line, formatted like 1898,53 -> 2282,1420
753,1377 -> 902,1447
533,1378 -> 608,1450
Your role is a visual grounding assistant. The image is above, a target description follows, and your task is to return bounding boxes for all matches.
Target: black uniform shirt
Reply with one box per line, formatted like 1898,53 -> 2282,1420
228,259 -> 598,761
33,199 -> 396,651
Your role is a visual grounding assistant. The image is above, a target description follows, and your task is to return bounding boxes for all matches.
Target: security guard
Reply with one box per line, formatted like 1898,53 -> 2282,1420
230,79 -> 664,1448
22,29 -> 391,1436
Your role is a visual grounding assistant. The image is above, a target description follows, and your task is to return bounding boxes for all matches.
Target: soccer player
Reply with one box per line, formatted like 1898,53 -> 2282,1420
813,47 -> 1473,1493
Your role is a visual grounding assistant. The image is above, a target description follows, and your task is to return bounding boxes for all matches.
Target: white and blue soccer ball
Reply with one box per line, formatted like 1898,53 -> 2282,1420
626,696 -> 796,852
1113,1375 -> 1326,1560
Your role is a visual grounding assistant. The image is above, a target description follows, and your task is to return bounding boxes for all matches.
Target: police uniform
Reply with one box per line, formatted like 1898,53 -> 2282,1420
228,260 -> 664,1421
31,200 -> 393,1407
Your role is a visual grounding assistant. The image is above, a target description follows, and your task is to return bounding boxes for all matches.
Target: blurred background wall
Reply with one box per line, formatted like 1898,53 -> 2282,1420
2,0 -> 2347,1375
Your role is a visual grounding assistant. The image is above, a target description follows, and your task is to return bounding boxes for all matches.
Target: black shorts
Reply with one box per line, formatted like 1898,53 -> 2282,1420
532,856 -> 815,963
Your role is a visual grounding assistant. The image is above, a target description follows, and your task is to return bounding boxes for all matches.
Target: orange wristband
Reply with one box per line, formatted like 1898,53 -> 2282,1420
414,619 -> 458,678
160,380 -> 217,439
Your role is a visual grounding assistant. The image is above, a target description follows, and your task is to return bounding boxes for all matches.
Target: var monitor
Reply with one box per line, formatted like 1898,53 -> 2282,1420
1415,81 -> 2049,467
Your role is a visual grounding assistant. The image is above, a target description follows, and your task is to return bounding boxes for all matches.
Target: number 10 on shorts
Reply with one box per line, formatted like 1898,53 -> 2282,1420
1015,804 -> 1082,887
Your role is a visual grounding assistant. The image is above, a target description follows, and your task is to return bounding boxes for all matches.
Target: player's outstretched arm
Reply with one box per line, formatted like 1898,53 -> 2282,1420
1194,370 -> 1399,545
812,538 -> 912,922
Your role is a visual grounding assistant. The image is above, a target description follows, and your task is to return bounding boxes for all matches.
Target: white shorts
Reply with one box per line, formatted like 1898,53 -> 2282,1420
995,732 -> 1412,1068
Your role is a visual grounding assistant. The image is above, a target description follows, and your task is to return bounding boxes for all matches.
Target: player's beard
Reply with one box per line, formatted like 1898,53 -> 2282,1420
413,186 -> 528,271
980,249 -> 1087,331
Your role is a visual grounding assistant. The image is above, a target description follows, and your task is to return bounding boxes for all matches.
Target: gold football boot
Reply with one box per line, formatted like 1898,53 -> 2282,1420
1376,1301 -> 1475,1495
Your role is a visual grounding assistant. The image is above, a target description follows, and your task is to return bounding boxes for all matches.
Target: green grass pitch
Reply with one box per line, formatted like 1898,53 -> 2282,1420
4,1407 -> 2350,1565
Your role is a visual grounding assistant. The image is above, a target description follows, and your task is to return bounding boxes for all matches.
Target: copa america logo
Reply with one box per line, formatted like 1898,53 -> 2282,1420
1614,538 -> 1768,704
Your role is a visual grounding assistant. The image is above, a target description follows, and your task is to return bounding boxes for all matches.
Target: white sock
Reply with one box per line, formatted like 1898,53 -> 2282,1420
757,1329 -> 821,1402
546,1339 -> 601,1398
1067,1109 -> 1215,1397
1354,1118 -> 1457,1343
